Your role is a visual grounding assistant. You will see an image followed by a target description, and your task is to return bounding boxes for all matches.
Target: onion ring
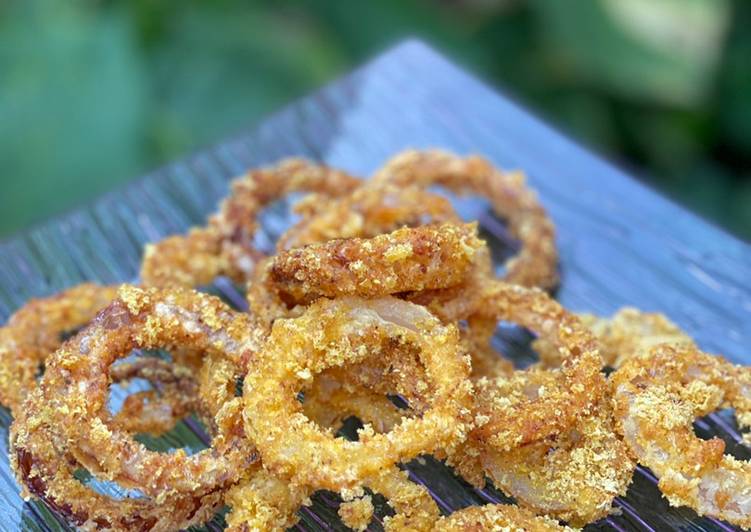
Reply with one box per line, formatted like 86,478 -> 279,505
374,149 -> 558,291
277,181 -> 460,250
140,158 -> 361,287
221,366 -> 440,530
0,283 -> 118,415
267,222 -> 484,305
242,295 -> 472,491
611,343 -> 751,527
435,504 -> 571,531
109,357 -> 201,436
479,390 -> 634,526
27,285 -> 262,499
534,307 -> 694,370
11,360 -> 224,531
462,281 -> 603,451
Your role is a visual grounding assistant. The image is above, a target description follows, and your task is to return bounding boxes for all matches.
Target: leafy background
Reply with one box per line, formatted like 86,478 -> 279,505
1,0 -> 749,239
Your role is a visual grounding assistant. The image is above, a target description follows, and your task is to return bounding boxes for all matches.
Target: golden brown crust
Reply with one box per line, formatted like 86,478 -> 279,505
243,296 -> 473,492
277,181 -> 460,250
534,307 -> 694,369
480,392 -> 634,526
269,222 -> 484,304
611,343 -> 751,527
374,149 -> 558,291
435,504 -> 573,531
140,158 -> 361,287
13,286 -> 262,503
0,283 -> 118,415
462,282 -> 604,451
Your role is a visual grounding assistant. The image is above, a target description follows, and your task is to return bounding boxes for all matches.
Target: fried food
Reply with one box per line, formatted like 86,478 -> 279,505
268,222 -> 484,304
374,149 -> 558,291
434,504 -> 572,531
242,296 -> 472,492
11,371 -> 224,531
0,283 -> 118,415
463,282 -> 604,451
480,390 -> 634,526
338,495 -> 374,531
533,307 -> 694,369
14,285 -> 262,500
140,158 -> 361,287
9,150 -> 745,531
277,181 -> 460,250
611,343 -> 751,528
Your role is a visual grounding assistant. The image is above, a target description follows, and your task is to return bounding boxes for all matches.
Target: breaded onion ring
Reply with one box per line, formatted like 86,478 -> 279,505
277,181 -> 460,250
216,363 -> 439,531
269,222 -> 483,303
534,307 -> 694,370
0,283 -> 118,415
611,343 -> 751,527
11,428 -> 225,531
24,285 -> 262,499
140,158 -> 360,287
109,357 -> 201,436
463,282 -> 603,451
434,504 -> 572,531
480,389 -> 634,526
374,149 -> 558,290
11,359 -> 223,531
243,296 -> 472,491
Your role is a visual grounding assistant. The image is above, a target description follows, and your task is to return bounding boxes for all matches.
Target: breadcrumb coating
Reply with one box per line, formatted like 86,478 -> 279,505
140,158 -> 360,287
375,149 -> 558,291
611,343 -> 751,528
435,504 -> 573,531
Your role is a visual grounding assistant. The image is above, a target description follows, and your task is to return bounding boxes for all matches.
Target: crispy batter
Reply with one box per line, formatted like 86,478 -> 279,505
534,307 -> 694,369
14,286 -> 262,501
435,504 -> 573,531
243,296 -> 473,491
338,494 -> 374,531
461,282 -> 604,451
224,469 -> 311,532
611,343 -> 751,528
11,382 -> 224,531
480,388 -> 634,526
0,283 -> 118,415
268,222 -> 484,304
278,181 -> 460,250
140,159 -> 361,287
374,149 -> 558,291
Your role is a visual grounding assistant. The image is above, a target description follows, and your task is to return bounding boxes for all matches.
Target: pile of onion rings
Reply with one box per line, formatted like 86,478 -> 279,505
3,150 -> 748,531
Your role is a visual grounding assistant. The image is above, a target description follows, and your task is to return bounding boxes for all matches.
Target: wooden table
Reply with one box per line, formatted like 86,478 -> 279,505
1,39 -> 748,531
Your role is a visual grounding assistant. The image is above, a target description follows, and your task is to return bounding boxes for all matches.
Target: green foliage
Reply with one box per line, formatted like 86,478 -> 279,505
0,0 -> 749,238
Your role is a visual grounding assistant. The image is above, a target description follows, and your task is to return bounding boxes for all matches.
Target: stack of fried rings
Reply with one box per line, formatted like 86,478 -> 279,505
3,149 -> 750,531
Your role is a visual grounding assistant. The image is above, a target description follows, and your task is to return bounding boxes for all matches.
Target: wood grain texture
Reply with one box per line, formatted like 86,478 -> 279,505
0,39 -> 749,531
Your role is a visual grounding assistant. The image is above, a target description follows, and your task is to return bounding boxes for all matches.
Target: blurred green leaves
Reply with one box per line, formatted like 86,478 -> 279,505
0,2 -> 147,233
0,0 -> 749,238
536,0 -> 730,106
